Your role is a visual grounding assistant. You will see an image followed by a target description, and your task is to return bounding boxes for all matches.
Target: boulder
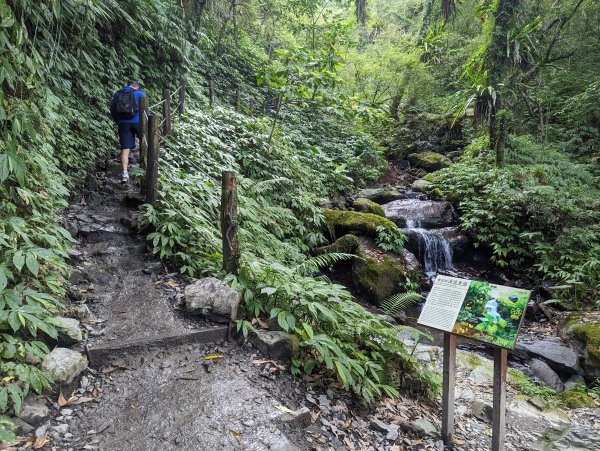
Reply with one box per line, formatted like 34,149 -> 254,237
560,313 -> 600,381
251,331 -> 297,361
42,348 -> 88,384
355,188 -> 406,204
351,237 -> 421,304
535,424 -> 600,451
185,277 -> 241,323
382,199 -> 456,229
322,208 -> 398,238
353,198 -> 385,217
410,179 -> 434,193
314,234 -> 359,255
54,316 -> 83,345
529,358 -> 564,391
522,340 -> 581,375
15,395 -> 49,426
408,151 -> 452,172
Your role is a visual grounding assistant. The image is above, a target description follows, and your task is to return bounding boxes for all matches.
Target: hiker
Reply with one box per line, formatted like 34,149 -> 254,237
110,80 -> 146,183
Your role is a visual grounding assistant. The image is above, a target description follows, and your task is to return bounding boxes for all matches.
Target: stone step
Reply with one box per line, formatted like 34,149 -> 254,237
87,325 -> 229,368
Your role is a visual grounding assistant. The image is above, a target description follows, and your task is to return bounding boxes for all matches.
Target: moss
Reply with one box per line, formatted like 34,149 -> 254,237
573,323 -> 600,362
352,254 -> 402,302
351,237 -> 418,303
408,151 -> 452,172
353,198 -> 385,216
557,390 -> 596,408
508,368 -> 557,400
314,234 -> 360,255
323,208 -> 397,238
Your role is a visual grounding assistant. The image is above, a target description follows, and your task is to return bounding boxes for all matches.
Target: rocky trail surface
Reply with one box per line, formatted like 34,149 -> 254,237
7,154 -> 600,451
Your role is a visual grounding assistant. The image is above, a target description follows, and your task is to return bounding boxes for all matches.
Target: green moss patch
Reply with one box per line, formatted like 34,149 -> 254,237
573,323 -> 600,362
557,390 -> 596,408
315,234 -> 360,255
323,208 -> 397,238
353,198 -> 385,216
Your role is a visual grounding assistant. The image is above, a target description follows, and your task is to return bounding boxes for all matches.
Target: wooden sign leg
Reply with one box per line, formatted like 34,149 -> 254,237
492,348 -> 508,451
442,333 -> 457,447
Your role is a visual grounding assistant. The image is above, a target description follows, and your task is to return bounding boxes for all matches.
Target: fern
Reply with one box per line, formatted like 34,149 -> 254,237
295,252 -> 356,276
381,292 -> 423,319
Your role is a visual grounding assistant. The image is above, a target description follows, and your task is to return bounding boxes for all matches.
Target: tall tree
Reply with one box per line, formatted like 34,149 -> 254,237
356,0 -> 366,26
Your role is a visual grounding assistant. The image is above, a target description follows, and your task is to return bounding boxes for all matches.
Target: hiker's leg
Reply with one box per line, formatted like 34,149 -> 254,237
120,148 -> 130,172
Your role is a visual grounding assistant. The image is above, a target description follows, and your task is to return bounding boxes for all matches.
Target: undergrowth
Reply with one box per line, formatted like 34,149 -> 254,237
140,107 -> 437,403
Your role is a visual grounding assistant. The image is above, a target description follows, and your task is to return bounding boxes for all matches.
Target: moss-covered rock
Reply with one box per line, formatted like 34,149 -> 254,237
411,179 -> 434,193
314,234 -> 360,255
323,208 -> 397,238
353,198 -> 385,216
557,390 -> 596,408
351,237 -> 421,304
561,313 -> 600,381
356,188 -> 405,204
408,151 -> 452,172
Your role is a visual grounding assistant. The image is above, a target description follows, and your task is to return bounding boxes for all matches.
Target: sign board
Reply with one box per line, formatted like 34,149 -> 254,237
418,275 -> 530,350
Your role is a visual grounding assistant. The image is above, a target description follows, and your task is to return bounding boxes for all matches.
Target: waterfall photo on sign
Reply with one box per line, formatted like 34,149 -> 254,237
452,281 -> 529,349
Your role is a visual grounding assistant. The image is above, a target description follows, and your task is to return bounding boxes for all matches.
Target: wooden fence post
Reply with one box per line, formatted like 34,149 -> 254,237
209,78 -> 215,106
492,348 -> 508,451
441,333 -> 457,447
139,96 -> 149,196
163,88 -> 171,136
145,115 -> 160,205
220,171 -> 240,275
179,78 -> 186,115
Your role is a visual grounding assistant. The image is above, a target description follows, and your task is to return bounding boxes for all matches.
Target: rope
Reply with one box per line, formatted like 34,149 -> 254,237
170,86 -> 182,99
150,98 -> 166,109
161,144 -> 217,182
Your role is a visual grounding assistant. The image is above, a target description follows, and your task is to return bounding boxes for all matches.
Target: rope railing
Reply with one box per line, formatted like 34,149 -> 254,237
149,98 -> 166,110
137,77 -> 240,275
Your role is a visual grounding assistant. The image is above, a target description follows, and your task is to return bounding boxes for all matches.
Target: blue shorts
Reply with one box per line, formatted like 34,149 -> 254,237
118,122 -> 140,150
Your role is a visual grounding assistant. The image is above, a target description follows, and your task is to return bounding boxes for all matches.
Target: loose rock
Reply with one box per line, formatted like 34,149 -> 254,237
42,347 -> 88,383
185,277 -> 241,323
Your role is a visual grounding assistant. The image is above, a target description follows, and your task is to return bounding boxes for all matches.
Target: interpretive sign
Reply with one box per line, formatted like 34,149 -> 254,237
418,275 -> 530,350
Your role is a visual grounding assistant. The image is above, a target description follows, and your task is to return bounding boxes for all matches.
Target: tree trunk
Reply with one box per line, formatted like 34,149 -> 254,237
356,0 -> 366,26
481,0 -> 521,167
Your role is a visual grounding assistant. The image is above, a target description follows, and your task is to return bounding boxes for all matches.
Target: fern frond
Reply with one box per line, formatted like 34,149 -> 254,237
295,253 -> 356,276
381,292 -> 423,319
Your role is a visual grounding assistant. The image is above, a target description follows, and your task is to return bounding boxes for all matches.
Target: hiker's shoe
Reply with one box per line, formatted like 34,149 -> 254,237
121,171 -> 129,183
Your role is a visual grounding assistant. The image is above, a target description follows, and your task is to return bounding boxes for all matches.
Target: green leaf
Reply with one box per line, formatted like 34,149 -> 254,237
25,254 -> 39,276
6,384 -> 22,414
12,251 -> 25,272
0,265 -> 7,291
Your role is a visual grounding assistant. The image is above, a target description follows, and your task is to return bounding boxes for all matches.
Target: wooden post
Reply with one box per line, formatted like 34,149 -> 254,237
179,78 -> 186,115
139,96 -> 149,196
442,333 -> 457,447
492,348 -> 508,451
209,78 -> 215,105
145,115 -> 160,205
220,171 -> 240,275
163,88 -> 171,135
235,89 -> 241,112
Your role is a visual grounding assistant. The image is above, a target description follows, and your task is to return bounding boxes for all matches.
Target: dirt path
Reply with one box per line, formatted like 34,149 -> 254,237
52,155 -> 307,450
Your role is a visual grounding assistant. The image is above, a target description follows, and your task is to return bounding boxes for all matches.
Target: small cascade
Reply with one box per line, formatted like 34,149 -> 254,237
405,219 -> 453,276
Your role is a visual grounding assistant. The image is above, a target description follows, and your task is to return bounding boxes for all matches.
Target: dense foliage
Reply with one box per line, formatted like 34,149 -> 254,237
2,0 -> 600,440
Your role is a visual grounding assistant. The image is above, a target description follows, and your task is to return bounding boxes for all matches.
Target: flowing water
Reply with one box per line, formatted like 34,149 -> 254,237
405,219 -> 454,277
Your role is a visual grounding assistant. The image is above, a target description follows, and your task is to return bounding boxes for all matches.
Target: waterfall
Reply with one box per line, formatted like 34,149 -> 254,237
405,221 -> 453,276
